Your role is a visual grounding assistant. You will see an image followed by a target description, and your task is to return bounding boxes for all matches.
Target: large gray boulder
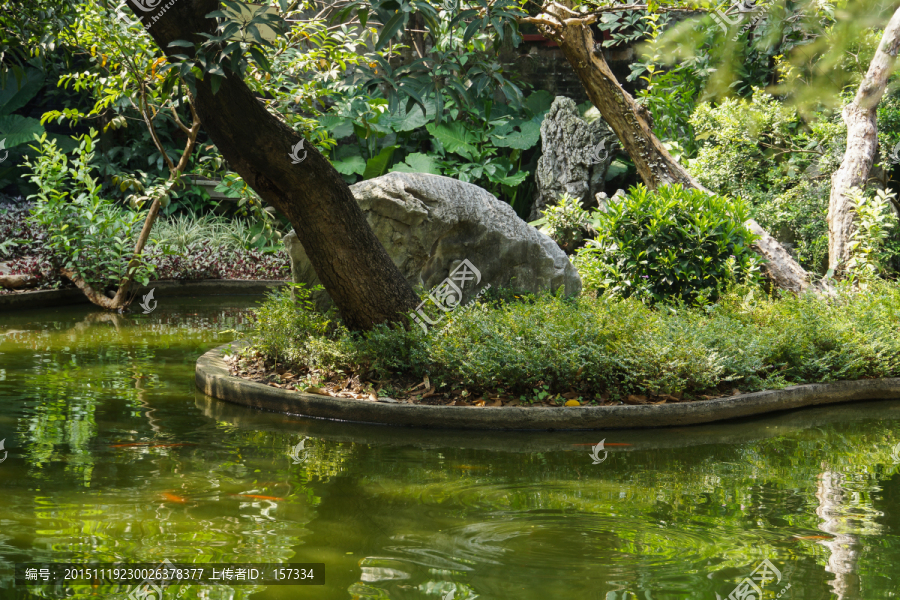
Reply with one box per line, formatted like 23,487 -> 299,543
284,172 -> 582,310
531,96 -> 617,221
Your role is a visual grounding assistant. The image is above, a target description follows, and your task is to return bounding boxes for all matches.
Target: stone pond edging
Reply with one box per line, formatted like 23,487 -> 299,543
196,341 -> 900,430
0,279 -> 288,311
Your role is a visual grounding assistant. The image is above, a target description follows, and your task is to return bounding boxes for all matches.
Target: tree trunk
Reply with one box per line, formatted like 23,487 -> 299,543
526,2 -> 823,293
827,6 -> 900,275
127,0 -> 419,331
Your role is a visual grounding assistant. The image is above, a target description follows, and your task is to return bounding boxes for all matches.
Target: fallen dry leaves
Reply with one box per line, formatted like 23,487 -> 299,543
225,354 -> 736,408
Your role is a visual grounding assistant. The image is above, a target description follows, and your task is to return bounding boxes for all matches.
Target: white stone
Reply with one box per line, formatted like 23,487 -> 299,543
284,172 -> 581,309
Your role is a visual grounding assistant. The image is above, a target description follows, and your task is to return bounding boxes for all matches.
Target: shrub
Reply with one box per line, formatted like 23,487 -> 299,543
23,131 -> 156,289
245,284 -> 349,371
846,187 -> 899,280
240,281 -> 900,401
573,184 -> 763,304
686,89 -> 845,273
531,192 -> 591,254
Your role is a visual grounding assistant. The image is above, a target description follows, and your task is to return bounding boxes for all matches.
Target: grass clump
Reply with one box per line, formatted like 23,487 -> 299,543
238,281 -> 900,403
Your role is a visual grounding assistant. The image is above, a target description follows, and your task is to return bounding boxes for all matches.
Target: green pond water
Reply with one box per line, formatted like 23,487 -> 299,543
2,297 -> 900,600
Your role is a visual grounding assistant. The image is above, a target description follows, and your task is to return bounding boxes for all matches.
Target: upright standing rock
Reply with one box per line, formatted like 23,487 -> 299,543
531,96 -> 617,221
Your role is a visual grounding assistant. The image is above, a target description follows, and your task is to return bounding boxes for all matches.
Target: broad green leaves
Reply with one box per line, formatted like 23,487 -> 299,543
426,122 -> 479,161
489,116 -> 542,150
0,115 -> 45,149
0,68 -> 45,116
390,152 -> 441,174
0,68 -> 47,154
363,145 -> 398,179
334,155 -> 367,176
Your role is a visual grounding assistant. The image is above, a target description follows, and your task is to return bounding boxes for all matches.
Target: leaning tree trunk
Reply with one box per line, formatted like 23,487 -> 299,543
126,0 -> 419,331
827,6 -> 900,276
525,2 -> 823,293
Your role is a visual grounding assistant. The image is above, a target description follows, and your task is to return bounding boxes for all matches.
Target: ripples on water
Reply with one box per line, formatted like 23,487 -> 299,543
1,297 -> 900,599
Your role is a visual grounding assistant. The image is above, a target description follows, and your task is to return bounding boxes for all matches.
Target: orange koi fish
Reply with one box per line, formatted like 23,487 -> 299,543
233,494 -> 285,501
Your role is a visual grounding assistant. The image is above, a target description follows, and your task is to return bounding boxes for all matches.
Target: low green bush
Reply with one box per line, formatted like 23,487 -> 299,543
245,284 -> 349,371
240,281 -> 900,402
531,192 -> 590,254
573,184 -> 763,305
23,131 -> 156,289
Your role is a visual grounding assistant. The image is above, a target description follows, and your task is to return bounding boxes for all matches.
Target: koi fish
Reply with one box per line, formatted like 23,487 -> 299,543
162,492 -> 189,504
792,535 -> 832,541
233,494 -> 285,501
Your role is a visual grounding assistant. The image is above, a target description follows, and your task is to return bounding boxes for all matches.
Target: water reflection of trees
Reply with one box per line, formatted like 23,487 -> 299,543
5,304 -> 900,598
0,306 -> 253,481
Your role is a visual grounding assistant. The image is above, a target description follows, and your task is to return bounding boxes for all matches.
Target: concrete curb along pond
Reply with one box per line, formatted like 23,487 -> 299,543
196,341 -> 900,430
0,279 -> 288,311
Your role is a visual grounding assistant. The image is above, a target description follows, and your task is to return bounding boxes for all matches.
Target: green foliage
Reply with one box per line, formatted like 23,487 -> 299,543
325,90 -> 548,209
0,1 -> 79,77
150,212 -> 284,254
244,280 -> 900,400
23,130 -> 155,288
246,284 -> 349,370
609,10 -> 705,157
531,192 -> 590,254
573,184 -> 763,305
230,0 -> 540,209
0,67 -> 49,190
350,0 -> 527,121
689,90 -> 804,198
846,187 -> 899,281
640,0 -> 878,112
687,89 -> 843,272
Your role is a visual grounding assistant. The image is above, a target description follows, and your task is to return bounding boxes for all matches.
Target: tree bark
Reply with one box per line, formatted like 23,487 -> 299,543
106,90 -> 201,310
526,2 -> 823,293
827,6 -> 900,275
127,0 -> 420,331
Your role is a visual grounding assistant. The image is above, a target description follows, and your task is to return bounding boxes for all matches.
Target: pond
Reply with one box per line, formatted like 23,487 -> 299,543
1,297 -> 900,600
